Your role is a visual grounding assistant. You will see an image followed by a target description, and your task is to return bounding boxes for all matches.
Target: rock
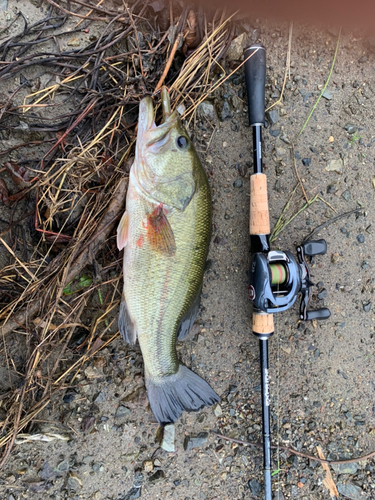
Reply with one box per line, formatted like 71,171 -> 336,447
363,301 -> 371,312
326,158 -> 343,173
273,491 -> 285,500
67,37 -> 80,47
226,33 -> 248,61
161,424 -> 175,452
358,55 -> 367,63
94,390 -> 106,403
213,404 -> 222,417
327,183 -> 339,194
275,146 -> 287,160
344,124 -> 357,134
67,473 -> 82,490
337,482 -> 367,499
331,462 -> 358,474
280,133 -> 291,145
357,234 -> 365,243
302,158 -> 311,166
317,288 -> 327,299
233,179 -> 243,188
149,470 -> 165,482
249,479 -> 262,495
342,189 -> 351,201
120,486 -> 142,500
197,101 -> 217,122
323,90 -> 333,100
116,405 -> 131,419
184,432 -> 209,451
267,109 -> 279,125
143,460 -> 153,473
269,129 -> 280,137
215,99 -> 233,121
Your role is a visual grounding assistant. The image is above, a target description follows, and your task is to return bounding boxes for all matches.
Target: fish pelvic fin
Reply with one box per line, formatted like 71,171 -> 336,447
117,211 -> 129,250
146,365 -> 220,424
144,204 -> 176,256
118,296 -> 137,344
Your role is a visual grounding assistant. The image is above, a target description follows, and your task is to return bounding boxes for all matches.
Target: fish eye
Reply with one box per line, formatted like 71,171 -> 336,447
176,136 -> 189,149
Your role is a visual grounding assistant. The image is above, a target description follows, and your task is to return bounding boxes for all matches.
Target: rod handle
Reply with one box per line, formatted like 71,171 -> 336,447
250,173 -> 270,235
252,313 -> 274,335
244,44 -> 266,126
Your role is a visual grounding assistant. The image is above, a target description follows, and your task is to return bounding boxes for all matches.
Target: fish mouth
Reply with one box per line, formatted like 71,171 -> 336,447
137,87 -> 179,149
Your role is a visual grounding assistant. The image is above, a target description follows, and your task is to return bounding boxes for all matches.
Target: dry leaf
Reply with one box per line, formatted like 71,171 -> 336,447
0,179 -> 10,206
317,445 -> 339,499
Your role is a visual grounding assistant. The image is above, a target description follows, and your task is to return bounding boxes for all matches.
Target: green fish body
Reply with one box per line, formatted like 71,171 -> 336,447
117,88 -> 219,424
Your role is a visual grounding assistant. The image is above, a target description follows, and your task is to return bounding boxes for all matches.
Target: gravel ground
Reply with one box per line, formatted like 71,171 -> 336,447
1,3 -> 375,500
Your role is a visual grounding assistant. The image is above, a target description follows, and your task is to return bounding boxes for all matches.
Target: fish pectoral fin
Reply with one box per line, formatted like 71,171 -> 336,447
117,211 -> 129,250
177,288 -> 201,341
118,296 -> 137,345
146,205 -> 176,256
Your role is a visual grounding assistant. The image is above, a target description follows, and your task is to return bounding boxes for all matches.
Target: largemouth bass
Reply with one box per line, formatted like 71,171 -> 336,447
117,87 -> 219,424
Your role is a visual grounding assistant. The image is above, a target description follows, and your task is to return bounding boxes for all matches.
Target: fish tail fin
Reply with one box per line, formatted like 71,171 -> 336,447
146,365 -> 220,425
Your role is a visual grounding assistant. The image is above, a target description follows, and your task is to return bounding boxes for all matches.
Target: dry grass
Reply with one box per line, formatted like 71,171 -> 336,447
0,0 -> 243,465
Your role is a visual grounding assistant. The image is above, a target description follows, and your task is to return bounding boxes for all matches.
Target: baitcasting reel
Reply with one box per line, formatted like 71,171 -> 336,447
248,239 -> 331,322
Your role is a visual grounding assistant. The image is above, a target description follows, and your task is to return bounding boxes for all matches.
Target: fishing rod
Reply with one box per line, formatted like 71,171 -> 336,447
244,44 -> 331,499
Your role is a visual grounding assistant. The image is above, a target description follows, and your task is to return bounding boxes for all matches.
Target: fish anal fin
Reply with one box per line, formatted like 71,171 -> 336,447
145,204 -> 176,256
177,289 -> 201,341
118,296 -> 137,345
117,211 -> 129,250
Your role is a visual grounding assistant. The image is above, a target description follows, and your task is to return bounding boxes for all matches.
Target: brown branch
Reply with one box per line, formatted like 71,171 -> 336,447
154,33 -> 184,93
211,431 -> 375,465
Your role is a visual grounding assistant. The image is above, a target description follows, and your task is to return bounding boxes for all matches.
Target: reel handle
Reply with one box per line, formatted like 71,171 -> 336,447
244,44 -> 266,126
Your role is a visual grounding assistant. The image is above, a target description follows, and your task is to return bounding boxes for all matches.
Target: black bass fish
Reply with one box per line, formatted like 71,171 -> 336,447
117,87 -> 219,424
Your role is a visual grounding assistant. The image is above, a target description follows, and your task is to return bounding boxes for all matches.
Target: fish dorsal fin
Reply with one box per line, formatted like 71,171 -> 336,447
117,211 -> 129,250
145,204 -> 176,256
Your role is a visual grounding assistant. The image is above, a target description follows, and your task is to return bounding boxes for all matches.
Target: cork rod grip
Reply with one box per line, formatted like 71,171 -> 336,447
252,313 -> 274,335
250,173 -> 270,235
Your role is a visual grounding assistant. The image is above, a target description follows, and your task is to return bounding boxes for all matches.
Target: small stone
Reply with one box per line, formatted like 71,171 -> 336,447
197,101 -> 217,122
67,37 -> 80,47
326,158 -> 343,173
337,482 -> 366,500
327,183 -> 338,194
184,432 -> 209,451
357,234 -> 365,243
331,462 -> 358,474
149,470 -> 165,482
358,55 -> 367,63
116,405 -> 131,419
344,124 -> 357,134
161,424 -> 175,452
121,486 -> 141,500
213,404 -> 223,417
67,473 -> 82,490
363,301 -> 372,312
249,479 -> 262,496
215,100 -> 232,121
275,146 -> 287,160
280,133 -> 291,144
226,33 -> 248,61
269,129 -> 280,137
361,260 -> 369,269
273,491 -> 285,500
317,288 -> 327,299
143,460 -> 153,473
341,189 -> 351,201
267,109 -> 279,125
233,179 -> 243,188
94,390 -> 106,403
329,135 -> 334,142
302,158 -> 311,166
322,90 -> 333,100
